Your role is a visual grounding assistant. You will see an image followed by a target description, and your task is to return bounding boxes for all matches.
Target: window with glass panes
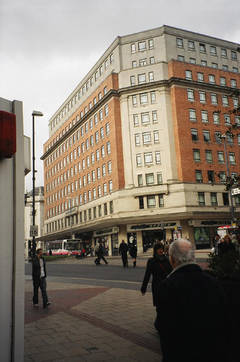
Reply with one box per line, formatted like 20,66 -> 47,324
205,150 -> 213,163
198,192 -> 205,205
213,112 -> 220,124
189,109 -> 196,121
133,114 -> 139,126
217,151 -> 224,163
146,173 -> 154,185
195,170 -> 203,183
187,89 -> 194,101
211,192 -> 218,206
197,73 -> 204,82
211,93 -> 217,105
159,195 -> 164,207
199,91 -> 206,103
222,95 -> 229,106
144,152 -> 153,164
201,110 -> 208,123
141,112 -> 150,125
138,174 -> 143,186
147,195 -> 156,208
203,130 -> 210,142
191,129 -> 198,141
140,93 -> 148,104
193,149 -> 200,161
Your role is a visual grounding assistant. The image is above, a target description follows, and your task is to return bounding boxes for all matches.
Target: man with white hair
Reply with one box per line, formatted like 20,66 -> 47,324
155,239 -> 227,362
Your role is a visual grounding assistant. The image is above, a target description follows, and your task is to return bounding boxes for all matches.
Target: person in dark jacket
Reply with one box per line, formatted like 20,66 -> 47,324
95,243 -> 108,265
32,248 -> 50,308
141,243 -> 172,306
155,239 -> 228,362
119,240 -> 129,267
218,234 -> 235,256
129,243 -> 137,267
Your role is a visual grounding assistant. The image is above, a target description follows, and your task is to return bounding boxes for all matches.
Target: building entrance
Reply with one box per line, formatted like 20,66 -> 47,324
142,229 -> 165,252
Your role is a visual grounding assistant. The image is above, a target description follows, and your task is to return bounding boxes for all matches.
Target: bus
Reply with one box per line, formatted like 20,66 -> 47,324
46,239 -> 83,256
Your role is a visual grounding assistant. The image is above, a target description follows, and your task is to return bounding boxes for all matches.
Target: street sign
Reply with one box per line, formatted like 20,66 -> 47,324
30,225 -> 38,237
231,187 -> 240,196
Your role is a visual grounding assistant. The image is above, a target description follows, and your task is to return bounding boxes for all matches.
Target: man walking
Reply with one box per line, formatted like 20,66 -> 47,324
155,239 -> 227,362
95,242 -> 108,265
32,248 -> 50,309
119,240 -> 128,267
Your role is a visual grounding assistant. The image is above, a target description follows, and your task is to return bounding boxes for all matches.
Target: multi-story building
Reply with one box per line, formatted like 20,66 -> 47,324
24,186 -> 45,258
41,25 -> 240,253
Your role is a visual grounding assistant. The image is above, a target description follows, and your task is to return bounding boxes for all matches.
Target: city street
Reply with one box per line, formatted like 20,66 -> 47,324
24,253 -> 209,361
25,255 -> 162,362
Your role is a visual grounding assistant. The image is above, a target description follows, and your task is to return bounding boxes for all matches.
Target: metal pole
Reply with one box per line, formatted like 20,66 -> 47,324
32,114 -> 36,256
223,136 -> 235,223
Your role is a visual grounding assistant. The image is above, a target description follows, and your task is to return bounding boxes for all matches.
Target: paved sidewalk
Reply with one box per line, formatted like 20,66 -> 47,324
25,279 -> 162,362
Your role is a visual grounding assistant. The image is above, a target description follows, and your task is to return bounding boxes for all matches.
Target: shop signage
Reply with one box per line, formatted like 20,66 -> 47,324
127,222 -> 177,232
231,187 -> 240,196
189,220 -> 231,227
93,227 -> 119,237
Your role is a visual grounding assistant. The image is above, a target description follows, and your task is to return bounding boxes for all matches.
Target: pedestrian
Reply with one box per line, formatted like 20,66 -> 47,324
141,243 -> 172,306
119,240 -> 128,267
129,243 -> 137,267
155,239 -> 228,362
218,234 -> 235,256
32,248 -> 51,309
95,242 -> 108,265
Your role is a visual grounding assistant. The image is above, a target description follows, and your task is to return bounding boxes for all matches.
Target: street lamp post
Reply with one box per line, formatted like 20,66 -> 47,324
31,110 -> 43,257
220,133 -> 236,223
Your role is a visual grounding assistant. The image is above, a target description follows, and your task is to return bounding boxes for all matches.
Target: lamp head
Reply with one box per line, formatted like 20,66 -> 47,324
32,110 -> 43,117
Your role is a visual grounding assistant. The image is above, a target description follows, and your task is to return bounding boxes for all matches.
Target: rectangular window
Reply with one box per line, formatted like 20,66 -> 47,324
197,72 -> 204,82
193,149 -> 200,162
221,48 -> 227,58
157,173 -> 163,184
231,51 -> 237,61
203,130 -> 210,142
222,95 -> 229,106
220,77 -> 226,86
217,151 -> 224,163
133,114 -> 139,126
231,79 -> 237,88
139,58 -> 147,66
211,93 -> 218,105
140,93 -> 148,104
213,112 -> 220,124
189,58 -> 196,64
103,183 -> 107,195
208,74 -> 215,84
212,63 -> 218,69
109,200 -> 113,214
148,39 -> 154,49
138,174 -> 143,186
198,192 -> 205,206
144,152 -> 153,165
205,150 -> 213,163
218,172 -> 226,183
150,92 -> 156,103
188,40 -> 195,50
199,43 -> 206,53
131,43 -> 136,53
210,46 -> 217,56
146,173 -> 154,185
132,95 -> 137,106
185,70 -> 192,80
177,55 -> 185,62
150,57 -> 155,64
211,192 -> 218,206
108,161 -> 112,174
139,196 -> 144,209
189,109 -> 196,121
135,133 -> 141,146
208,170 -> 215,183
155,151 -> 161,164
106,141 -> 111,154
233,67 -> 239,73
176,38 -> 183,48
201,110 -> 208,123
215,132 -> 222,143
191,128 -> 198,141
152,111 -> 158,123
105,122 -> 110,135
142,132 -> 151,145
141,112 -> 150,125
136,154 -> 142,166
159,194 -> 164,207
132,61 -> 137,68
147,195 -> 156,208
149,72 -> 154,82
138,73 -> 146,84
229,152 -> 236,164
153,130 -> 159,143
223,192 -> 229,206
199,91 -> 206,103
187,89 -> 194,101
195,170 -> 203,183
130,75 -> 136,85
138,41 -> 146,51
201,60 -> 207,66
224,114 -> 231,125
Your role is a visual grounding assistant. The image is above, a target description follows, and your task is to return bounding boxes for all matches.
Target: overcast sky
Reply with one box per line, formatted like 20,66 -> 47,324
1,0 -> 240,191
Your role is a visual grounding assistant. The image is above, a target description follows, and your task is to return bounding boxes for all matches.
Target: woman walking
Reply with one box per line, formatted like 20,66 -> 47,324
141,243 -> 172,306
